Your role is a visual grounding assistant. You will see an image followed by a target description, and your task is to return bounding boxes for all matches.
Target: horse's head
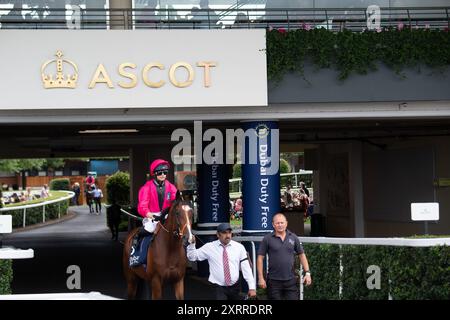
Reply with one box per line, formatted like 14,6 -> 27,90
168,191 -> 195,246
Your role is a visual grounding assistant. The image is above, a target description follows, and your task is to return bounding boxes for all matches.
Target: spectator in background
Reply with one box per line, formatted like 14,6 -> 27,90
92,185 -> 103,215
284,184 -> 293,209
298,188 -> 310,220
107,200 -> 122,241
72,182 -> 81,206
25,187 -> 35,201
19,192 -> 26,202
40,184 -> 50,198
10,193 -> 20,203
300,181 -> 310,197
234,198 -> 242,215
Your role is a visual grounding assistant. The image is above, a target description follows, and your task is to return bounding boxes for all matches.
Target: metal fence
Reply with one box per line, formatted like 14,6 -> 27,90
0,7 -> 448,31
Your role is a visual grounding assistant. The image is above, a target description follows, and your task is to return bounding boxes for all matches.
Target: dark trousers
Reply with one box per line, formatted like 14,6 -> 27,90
110,222 -> 119,240
94,198 -> 102,213
267,278 -> 299,300
214,282 -> 242,300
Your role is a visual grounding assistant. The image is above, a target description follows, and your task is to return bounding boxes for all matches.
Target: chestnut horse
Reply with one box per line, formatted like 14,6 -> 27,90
122,194 -> 194,299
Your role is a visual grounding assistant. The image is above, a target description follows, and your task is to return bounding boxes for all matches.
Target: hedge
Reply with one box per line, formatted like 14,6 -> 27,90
301,243 -> 449,300
105,171 -> 130,206
2,201 -> 69,228
303,243 -> 341,300
0,260 -> 13,295
49,178 -> 70,191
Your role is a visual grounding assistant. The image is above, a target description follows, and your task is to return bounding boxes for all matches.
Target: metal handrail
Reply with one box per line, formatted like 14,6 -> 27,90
0,191 -> 74,228
0,7 -> 448,31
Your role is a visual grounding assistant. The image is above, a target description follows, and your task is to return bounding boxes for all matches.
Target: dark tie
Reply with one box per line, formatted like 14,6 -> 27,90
222,245 -> 232,286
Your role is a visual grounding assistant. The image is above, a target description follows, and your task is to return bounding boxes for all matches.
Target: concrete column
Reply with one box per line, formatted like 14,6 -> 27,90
109,0 -> 132,29
349,142 -> 365,237
129,146 -> 150,208
317,145 -> 328,217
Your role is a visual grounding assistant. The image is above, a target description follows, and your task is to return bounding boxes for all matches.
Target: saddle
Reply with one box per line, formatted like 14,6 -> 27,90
129,233 -> 154,267
128,220 -> 165,268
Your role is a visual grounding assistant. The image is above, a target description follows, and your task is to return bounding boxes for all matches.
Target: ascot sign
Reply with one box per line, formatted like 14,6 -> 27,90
41,50 -> 217,89
0,30 -> 267,109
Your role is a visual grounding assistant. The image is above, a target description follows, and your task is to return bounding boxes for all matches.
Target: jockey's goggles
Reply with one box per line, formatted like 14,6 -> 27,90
155,170 -> 168,176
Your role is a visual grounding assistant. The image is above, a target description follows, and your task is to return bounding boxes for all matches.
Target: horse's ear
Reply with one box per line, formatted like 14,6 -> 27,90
176,190 -> 182,200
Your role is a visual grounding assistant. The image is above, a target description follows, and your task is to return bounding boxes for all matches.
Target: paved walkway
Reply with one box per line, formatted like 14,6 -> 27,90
3,205 -> 215,299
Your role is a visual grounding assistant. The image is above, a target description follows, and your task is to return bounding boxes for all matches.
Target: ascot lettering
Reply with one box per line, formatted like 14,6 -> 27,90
89,61 -> 217,89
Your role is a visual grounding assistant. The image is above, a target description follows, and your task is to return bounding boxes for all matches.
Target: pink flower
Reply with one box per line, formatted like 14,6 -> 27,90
268,26 -> 273,31
277,28 -> 287,34
376,27 -> 382,33
397,22 -> 404,30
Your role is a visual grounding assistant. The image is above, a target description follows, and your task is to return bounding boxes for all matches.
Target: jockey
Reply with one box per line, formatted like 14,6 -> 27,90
134,159 -> 178,244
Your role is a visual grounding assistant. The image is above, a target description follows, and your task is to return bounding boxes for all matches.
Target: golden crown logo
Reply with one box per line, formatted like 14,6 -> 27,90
41,50 -> 78,89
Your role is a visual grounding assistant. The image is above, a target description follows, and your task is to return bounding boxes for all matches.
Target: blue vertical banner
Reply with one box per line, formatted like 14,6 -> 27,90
195,136 -> 230,277
197,162 -> 230,227
241,121 -> 280,233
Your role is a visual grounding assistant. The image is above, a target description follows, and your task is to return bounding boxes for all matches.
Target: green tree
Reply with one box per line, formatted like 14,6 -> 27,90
0,159 -> 45,173
280,158 -> 291,174
232,163 -> 241,178
0,159 -> 45,189
45,158 -> 65,170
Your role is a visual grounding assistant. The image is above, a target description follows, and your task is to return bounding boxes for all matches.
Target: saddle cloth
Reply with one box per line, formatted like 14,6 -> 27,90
129,234 -> 154,267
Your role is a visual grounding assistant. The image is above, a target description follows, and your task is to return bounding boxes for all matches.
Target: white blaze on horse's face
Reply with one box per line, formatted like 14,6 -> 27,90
181,204 -> 194,244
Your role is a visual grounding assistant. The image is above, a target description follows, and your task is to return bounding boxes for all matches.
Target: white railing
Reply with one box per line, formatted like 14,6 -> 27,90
233,235 -> 450,300
0,191 -> 74,228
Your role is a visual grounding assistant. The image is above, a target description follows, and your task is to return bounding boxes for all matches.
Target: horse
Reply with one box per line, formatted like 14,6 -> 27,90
122,193 -> 195,300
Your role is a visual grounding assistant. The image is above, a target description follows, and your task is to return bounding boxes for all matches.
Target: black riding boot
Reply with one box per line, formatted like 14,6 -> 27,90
132,227 -> 152,247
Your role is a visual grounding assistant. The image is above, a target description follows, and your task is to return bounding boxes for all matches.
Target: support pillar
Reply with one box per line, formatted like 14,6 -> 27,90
241,121 -> 280,234
349,142 -> 365,237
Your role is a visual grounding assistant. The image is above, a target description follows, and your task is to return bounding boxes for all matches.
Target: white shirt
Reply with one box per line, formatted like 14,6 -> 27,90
187,239 -> 256,290
92,189 -> 103,198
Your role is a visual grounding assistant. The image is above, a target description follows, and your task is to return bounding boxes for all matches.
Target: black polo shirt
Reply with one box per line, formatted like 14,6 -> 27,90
258,230 -> 304,281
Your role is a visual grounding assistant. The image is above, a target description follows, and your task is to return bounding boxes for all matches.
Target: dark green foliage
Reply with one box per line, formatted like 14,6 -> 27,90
105,171 -> 130,206
49,178 -> 70,191
389,246 -> 450,299
0,260 -> 13,295
303,243 -> 341,300
341,245 -> 390,300
267,28 -> 450,81
302,243 -> 449,299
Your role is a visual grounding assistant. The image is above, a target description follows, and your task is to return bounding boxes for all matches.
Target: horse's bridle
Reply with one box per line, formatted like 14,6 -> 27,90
160,202 -> 192,239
